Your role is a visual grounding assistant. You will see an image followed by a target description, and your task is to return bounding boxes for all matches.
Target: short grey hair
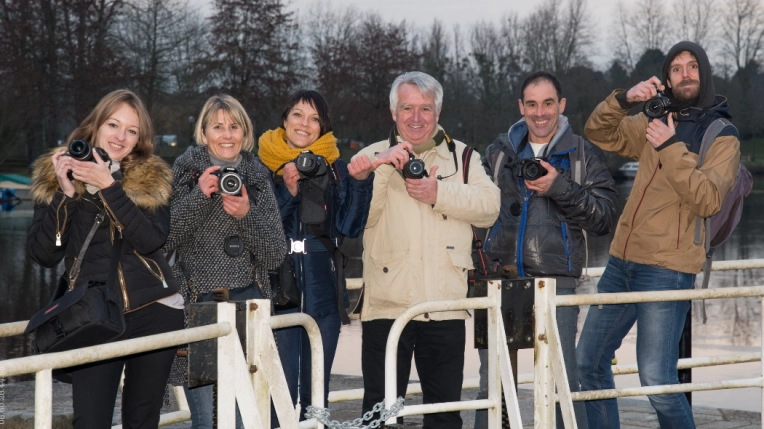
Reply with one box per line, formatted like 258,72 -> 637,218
389,71 -> 443,113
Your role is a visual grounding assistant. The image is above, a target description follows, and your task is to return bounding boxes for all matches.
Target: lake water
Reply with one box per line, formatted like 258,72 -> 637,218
2,179 -> 764,411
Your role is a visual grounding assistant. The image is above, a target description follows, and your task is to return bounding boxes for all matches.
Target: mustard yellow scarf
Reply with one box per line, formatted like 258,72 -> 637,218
258,128 -> 340,175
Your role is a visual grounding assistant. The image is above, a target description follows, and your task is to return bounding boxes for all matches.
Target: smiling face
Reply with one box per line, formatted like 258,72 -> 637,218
519,80 -> 566,144
667,51 -> 700,103
390,83 -> 440,146
203,109 -> 244,161
94,103 -> 140,162
283,100 -> 322,149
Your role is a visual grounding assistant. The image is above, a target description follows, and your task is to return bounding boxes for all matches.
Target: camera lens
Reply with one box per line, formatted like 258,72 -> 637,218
219,172 -> 242,195
69,139 -> 91,161
407,161 -> 423,177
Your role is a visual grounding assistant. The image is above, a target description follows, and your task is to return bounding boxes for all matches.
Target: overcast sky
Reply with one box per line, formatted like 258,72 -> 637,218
189,0 -> 618,67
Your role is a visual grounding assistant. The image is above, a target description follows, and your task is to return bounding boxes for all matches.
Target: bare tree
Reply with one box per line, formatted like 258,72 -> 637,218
610,0 -> 668,72
672,0 -> 716,49
720,0 -> 764,88
117,0 -> 206,111
521,0 -> 591,74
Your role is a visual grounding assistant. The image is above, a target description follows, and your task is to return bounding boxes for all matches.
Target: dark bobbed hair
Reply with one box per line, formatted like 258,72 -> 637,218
280,90 -> 332,136
520,71 -> 563,102
66,89 -> 154,171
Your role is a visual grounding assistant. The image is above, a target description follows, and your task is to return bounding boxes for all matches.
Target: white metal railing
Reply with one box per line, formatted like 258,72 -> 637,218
383,280 -> 524,428
534,277 -> 764,429
0,301 -> 329,429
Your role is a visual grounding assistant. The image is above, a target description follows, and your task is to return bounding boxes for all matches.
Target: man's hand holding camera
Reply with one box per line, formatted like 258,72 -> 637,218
405,165 -> 439,205
625,76 -> 665,104
373,141 -> 413,170
524,160 -> 558,195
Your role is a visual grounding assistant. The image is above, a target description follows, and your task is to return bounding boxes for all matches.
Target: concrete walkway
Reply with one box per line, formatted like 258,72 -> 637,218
2,375 -> 760,428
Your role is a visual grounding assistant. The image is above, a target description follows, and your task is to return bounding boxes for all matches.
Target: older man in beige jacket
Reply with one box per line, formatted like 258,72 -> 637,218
351,71 -> 500,429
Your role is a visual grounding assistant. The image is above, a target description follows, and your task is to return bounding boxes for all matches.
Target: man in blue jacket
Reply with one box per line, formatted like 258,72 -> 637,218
474,71 -> 617,429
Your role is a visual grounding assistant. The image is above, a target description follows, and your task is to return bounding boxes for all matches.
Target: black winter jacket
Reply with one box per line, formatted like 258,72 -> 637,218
27,148 -> 180,311
482,116 -> 618,288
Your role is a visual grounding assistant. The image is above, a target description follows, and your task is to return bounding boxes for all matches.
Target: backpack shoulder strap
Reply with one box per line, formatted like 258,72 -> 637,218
694,118 -> 737,290
697,118 -> 735,168
462,145 -> 474,185
568,135 -> 587,186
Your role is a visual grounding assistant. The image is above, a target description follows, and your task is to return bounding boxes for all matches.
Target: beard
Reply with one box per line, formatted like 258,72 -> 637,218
672,79 -> 700,103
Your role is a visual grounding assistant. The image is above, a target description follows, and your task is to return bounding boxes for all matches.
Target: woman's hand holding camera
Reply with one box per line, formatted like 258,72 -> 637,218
199,166 -> 221,198
222,186 -> 250,219
625,76 -> 665,104
348,154 -> 375,180
52,151 -> 76,198
54,150 -> 115,194
283,162 -> 300,196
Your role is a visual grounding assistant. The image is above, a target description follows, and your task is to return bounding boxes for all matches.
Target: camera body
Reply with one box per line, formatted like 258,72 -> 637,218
402,151 -> 427,179
214,167 -> 244,196
643,91 -> 672,118
294,151 -> 328,179
65,139 -> 111,180
517,158 -> 546,181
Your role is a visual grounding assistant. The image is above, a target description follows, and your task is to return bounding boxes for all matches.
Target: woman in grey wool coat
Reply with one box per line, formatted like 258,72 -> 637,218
164,94 -> 287,429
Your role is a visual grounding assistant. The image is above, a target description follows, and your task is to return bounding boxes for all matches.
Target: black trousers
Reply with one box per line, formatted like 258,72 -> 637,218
71,303 -> 184,429
362,319 -> 466,429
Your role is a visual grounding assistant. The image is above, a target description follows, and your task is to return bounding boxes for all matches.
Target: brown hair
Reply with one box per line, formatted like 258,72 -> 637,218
66,89 -> 155,172
194,94 -> 255,152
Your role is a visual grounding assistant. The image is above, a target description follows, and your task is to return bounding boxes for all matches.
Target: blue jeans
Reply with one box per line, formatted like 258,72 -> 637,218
184,384 -> 244,429
474,287 -> 588,429
576,256 -> 696,429
272,308 -> 341,426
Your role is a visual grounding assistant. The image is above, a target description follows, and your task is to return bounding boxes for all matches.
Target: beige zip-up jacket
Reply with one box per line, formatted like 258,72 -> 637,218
353,134 -> 500,322
585,90 -> 740,274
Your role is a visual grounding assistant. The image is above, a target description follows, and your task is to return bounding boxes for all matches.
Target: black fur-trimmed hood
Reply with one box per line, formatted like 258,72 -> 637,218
30,147 -> 174,210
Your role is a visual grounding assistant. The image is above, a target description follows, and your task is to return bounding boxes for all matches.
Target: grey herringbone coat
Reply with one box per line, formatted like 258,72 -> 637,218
164,145 -> 287,301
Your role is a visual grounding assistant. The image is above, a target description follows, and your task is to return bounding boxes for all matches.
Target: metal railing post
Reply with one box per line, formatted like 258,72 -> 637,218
534,278 -> 555,428
217,303 -> 237,429
34,369 -> 52,429
248,299 -> 272,429
487,279 -> 502,429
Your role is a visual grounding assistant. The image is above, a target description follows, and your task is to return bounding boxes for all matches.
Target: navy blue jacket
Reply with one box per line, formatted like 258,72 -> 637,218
274,159 -> 373,318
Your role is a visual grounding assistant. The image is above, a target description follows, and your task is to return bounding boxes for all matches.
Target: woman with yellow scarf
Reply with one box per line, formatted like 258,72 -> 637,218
259,90 -> 374,423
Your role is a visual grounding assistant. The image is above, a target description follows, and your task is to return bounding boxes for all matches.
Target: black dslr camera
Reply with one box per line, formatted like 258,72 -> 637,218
517,158 -> 547,181
643,90 -> 672,118
214,167 -> 244,196
401,151 -> 427,179
294,150 -> 328,179
65,139 -> 111,180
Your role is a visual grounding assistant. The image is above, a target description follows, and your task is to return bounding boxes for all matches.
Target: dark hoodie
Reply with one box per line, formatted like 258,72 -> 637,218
660,41 -> 739,154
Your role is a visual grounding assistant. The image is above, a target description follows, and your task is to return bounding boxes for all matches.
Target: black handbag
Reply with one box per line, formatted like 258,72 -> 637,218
25,210 -> 126,354
269,254 -> 301,308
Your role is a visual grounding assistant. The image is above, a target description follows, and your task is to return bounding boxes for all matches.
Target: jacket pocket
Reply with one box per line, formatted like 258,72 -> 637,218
366,250 -> 411,309
443,249 -> 473,300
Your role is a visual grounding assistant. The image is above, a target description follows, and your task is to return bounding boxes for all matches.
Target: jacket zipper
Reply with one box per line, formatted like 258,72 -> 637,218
561,222 -> 572,272
118,264 -> 130,311
623,163 -> 660,258
134,251 -> 169,288
55,195 -> 68,246
99,191 -> 124,239
677,203 -> 682,249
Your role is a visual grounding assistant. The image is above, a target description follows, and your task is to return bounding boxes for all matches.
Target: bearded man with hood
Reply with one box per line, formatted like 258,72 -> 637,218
474,71 -> 617,429
577,42 -> 741,428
